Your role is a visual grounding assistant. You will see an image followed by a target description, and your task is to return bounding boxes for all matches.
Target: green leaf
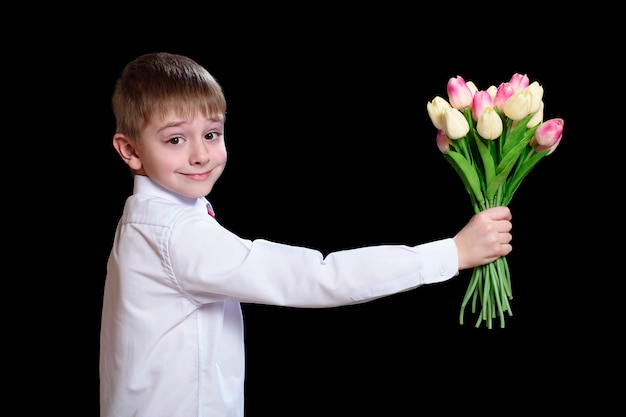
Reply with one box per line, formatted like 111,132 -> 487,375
474,136 -> 495,187
502,149 -> 549,205
486,143 -> 523,201
502,114 -> 533,156
444,151 -> 485,207
485,122 -> 539,201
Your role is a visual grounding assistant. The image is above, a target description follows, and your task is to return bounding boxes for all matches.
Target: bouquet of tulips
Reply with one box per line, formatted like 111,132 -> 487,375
426,73 -> 564,328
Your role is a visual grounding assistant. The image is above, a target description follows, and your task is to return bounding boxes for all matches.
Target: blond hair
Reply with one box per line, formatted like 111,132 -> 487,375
112,52 -> 227,142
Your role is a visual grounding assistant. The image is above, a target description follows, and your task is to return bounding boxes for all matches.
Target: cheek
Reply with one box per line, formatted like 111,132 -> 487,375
141,149 -> 180,175
214,145 -> 228,165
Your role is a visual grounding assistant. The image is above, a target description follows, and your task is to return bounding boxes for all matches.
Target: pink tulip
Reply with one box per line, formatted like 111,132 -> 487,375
436,129 -> 451,153
447,75 -> 474,109
509,73 -> 529,92
532,118 -> 564,155
494,82 -> 515,113
471,91 -> 494,122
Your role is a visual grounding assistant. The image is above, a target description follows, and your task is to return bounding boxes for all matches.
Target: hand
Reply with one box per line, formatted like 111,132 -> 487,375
453,206 -> 513,270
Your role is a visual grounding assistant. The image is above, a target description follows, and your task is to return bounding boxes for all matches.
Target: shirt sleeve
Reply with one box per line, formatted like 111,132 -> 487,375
168,208 -> 459,307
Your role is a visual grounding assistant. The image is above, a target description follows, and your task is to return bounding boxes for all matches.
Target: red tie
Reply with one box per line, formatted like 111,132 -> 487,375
206,203 -> 216,218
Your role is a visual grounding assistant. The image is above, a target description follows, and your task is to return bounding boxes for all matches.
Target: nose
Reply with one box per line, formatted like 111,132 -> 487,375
190,138 -> 210,165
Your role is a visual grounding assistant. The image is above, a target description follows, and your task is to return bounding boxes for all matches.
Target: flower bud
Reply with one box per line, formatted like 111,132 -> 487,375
527,101 -> 544,128
503,90 -> 533,121
466,81 -> 478,95
436,129 -> 451,153
476,107 -> 503,140
534,136 -> 562,155
447,76 -> 474,109
494,82 -> 515,113
443,107 -> 470,139
427,96 -> 451,130
525,81 -> 544,114
471,91 -> 494,122
533,118 -> 564,147
530,118 -> 563,155
509,73 -> 529,91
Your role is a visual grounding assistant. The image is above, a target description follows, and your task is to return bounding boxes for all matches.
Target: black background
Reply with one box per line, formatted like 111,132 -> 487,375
31,8 -> 618,415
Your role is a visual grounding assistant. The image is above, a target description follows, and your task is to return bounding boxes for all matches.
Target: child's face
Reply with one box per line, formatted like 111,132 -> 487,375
133,110 -> 227,199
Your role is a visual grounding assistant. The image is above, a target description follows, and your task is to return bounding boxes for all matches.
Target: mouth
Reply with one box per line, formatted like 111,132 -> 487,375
183,172 -> 211,181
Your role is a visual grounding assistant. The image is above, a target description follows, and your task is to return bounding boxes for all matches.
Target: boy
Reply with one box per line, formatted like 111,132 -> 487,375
100,52 -> 513,416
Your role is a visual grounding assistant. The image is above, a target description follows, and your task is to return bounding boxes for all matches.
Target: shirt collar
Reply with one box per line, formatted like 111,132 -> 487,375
133,175 -> 209,212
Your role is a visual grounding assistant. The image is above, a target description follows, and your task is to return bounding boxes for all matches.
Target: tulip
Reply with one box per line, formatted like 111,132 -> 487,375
531,118 -> 564,154
436,129 -> 451,153
447,75 -> 474,109
426,96 -> 452,130
425,72 -> 564,329
443,107 -> 470,139
527,101 -> 544,128
538,136 -> 562,155
476,107 -> 503,140
525,81 -> 544,114
494,82 -> 515,113
509,73 -> 529,91
503,90 -> 533,121
471,91 -> 494,122
466,81 -> 478,95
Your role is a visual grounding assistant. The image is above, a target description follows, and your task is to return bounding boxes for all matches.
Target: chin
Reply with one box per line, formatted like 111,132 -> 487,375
189,186 -> 214,199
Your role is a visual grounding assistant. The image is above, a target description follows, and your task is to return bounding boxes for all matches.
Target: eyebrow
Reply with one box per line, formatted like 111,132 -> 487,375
154,120 -> 185,135
155,117 -> 224,134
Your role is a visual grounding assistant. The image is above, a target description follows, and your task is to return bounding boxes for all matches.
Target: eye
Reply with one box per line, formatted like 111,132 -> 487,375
205,132 -> 216,141
168,136 -> 183,145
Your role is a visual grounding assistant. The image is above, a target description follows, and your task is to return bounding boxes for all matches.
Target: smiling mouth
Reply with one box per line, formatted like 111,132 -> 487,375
184,172 -> 211,181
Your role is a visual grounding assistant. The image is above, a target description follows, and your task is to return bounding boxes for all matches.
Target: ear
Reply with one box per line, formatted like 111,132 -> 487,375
113,133 -> 143,171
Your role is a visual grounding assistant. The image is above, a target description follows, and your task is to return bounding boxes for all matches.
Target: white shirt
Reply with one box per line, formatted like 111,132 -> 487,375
99,175 -> 459,417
